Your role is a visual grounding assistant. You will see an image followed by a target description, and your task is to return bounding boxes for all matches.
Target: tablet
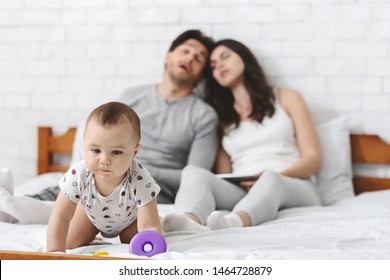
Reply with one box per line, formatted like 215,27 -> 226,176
216,173 -> 259,183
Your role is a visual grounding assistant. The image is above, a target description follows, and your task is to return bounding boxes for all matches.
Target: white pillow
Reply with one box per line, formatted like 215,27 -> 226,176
315,115 -> 355,205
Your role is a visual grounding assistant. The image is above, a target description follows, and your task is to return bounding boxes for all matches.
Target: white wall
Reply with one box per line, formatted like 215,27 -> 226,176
1,0 -> 389,184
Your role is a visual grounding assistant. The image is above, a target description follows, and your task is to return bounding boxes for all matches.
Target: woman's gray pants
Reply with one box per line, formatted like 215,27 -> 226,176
175,165 -> 321,226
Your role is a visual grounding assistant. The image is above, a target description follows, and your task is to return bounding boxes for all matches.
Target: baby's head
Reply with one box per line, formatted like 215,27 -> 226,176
85,101 -> 141,142
84,102 -> 141,182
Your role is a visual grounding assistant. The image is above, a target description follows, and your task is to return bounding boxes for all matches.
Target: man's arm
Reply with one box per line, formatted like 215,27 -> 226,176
187,108 -> 219,170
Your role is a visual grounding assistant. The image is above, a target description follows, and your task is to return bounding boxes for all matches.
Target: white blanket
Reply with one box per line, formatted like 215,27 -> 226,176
1,173 -> 390,259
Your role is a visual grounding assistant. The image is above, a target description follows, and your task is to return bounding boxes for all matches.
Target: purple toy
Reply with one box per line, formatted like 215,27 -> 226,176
129,230 -> 167,257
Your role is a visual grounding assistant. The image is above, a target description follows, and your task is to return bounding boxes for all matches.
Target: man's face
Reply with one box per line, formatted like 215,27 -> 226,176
165,39 -> 209,87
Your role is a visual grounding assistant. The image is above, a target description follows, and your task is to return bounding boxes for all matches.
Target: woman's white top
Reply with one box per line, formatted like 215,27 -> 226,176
222,103 -> 300,175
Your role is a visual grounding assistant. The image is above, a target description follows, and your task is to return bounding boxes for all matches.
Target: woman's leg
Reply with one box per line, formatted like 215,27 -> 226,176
234,170 -> 321,226
163,165 -> 246,232
207,170 -> 321,229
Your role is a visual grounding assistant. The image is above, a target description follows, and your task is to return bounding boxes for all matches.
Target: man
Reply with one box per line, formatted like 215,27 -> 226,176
72,30 -> 218,203
0,30 -> 218,224
128,30 -> 218,203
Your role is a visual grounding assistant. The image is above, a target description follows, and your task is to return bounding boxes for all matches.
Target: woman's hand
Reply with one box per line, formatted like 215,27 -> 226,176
240,180 -> 256,191
239,171 -> 263,192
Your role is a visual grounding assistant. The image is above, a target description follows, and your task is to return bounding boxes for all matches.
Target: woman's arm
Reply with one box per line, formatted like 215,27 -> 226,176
214,147 -> 233,174
279,88 -> 321,178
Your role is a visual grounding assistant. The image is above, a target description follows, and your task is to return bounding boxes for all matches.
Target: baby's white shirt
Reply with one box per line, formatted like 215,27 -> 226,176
59,160 -> 160,237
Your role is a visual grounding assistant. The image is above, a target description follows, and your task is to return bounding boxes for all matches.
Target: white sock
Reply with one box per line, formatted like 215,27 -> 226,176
0,168 -> 14,195
206,211 -> 243,230
162,213 -> 210,233
0,186 -> 54,224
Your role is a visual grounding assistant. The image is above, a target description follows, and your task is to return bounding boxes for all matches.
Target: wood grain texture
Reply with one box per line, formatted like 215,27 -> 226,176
350,134 -> 390,194
350,134 -> 390,164
0,250 -> 133,260
38,127 -> 76,175
37,129 -> 390,194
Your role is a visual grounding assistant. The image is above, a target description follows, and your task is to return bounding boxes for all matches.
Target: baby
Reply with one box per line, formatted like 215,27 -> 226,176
46,101 -> 161,252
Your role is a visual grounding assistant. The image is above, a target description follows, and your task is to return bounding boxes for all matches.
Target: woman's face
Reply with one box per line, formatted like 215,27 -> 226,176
210,45 -> 245,89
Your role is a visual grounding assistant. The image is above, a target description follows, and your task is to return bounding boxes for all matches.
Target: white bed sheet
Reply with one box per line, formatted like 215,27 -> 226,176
1,173 -> 390,260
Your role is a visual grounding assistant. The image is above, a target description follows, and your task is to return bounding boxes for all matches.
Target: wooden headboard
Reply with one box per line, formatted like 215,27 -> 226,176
38,127 -> 76,175
37,127 -> 390,195
350,134 -> 390,194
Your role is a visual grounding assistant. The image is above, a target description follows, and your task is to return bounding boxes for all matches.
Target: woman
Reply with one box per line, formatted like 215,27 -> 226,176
163,39 -> 322,232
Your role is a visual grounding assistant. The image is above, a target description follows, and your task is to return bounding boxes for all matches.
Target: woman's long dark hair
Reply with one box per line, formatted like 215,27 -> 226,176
204,39 -> 275,138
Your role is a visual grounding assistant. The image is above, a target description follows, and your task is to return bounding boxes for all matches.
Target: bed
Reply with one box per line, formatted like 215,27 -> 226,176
1,114 -> 390,260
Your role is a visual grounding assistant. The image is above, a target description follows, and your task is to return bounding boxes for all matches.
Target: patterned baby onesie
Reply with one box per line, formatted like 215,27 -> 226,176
59,159 -> 160,238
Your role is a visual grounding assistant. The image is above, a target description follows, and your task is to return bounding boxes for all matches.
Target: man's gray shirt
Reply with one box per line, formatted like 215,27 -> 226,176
72,84 -> 218,203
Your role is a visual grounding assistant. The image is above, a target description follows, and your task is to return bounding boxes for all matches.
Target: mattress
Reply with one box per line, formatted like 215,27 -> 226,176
1,173 -> 390,260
